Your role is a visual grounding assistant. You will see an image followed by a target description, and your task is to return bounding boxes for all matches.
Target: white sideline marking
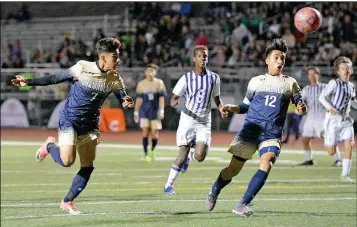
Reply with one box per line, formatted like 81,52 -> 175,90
2,197 -> 356,208
0,140 -> 331,155
0,178 -> 351,188
3,212 -> 106,220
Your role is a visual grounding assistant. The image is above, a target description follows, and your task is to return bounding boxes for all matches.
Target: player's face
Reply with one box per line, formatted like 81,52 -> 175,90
266,50 -> 285,75
307,69 -> 319,84
145,67 -> 157,80
102,51 -> 120,71
337,63 -> 352,82
193,49 -> 208,68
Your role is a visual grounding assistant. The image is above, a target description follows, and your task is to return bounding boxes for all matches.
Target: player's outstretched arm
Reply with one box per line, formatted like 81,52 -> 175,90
213,96 -> 228,118
11,71 -> 73,87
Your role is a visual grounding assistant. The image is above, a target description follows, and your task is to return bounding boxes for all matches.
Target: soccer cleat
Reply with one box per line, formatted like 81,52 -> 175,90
149,149 -> 156,162
60,200 -> 82,215
144,155 -> 151,163
297,160 -> 315,166
36,137 -> 56,163
340,176 -> 355,183
331,160 -> 342,167
206,192 -> 218,211
232,203 -> 254,217
163,186 -> 176,195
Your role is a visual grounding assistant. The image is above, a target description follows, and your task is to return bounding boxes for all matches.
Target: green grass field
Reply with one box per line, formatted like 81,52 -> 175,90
1,141 -> 356,227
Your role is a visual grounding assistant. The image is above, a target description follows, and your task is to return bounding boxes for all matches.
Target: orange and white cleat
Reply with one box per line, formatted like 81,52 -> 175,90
35,137 -> 56,163
60,200 -> 82,215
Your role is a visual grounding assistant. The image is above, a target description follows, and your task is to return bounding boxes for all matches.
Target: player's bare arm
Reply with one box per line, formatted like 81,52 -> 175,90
134,97 -> 143,123
213,96 -> 228,118
170,94 -> 180,107
159,95 -> 165,120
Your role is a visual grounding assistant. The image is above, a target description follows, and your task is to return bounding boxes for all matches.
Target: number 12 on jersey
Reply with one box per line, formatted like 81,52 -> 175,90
264,95 -> 276,107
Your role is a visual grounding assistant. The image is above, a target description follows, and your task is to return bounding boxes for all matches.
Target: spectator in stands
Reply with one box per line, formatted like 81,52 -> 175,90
231,17 -> 253,45
5,4 -> 31,24
282,28 -> 296,48
341,15 -> 356,42
195,30 -> 209,46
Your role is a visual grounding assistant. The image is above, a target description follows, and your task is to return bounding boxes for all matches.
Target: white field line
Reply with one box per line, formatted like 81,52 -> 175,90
3,213 -> 106,220
0,178 -> 350,188
1,140 -> 332,155
1,165 -> 355,174
2,197 -> 356,208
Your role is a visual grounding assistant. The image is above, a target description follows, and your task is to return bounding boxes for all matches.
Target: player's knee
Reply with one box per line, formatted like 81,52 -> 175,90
194,152 -> 206,162
62,158 -> 75,167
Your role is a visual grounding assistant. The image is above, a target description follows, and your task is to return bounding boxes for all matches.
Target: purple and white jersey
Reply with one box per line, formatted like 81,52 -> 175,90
172,70 -> 220,119
319,78 -> 357,117
301,83 -> 327,119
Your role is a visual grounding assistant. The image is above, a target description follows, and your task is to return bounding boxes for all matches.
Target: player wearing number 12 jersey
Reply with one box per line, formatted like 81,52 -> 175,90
11,37 -> 134,214
205,39 -> 307,217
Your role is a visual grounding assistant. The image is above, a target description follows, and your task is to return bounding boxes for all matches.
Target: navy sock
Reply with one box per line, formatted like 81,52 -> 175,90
63,167 -> 94,202
47,142 -> 65,167
143,137 -> 148,155
211,173 -> 232,196
240,169 -> 269,205
152,138 -> 158,151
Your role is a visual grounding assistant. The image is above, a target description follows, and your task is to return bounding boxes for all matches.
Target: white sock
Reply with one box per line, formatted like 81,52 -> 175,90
304,150 -> 312,161
334,147 -> 341,161
189,150 -> 198,162
165,164 -> 180,188
341,159 -> 352,177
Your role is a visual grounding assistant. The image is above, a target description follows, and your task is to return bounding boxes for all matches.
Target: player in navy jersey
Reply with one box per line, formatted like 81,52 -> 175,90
205,39 -> 307,216
163,45 -> 228,195
11,37 -> 134,214
134,63 -> 166,162
319,56 -> 357,183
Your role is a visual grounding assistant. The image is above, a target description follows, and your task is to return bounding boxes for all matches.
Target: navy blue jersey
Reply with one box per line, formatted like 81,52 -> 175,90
28,60 -> 126,135
238,74 -> 302,142
136,78 -> 166,120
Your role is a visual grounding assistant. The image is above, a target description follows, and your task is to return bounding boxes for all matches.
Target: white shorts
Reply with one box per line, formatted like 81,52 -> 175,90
323,113 -> 354,147
176,112 -> 211,147
58,127 -> 100,148
302,116 -> 324,138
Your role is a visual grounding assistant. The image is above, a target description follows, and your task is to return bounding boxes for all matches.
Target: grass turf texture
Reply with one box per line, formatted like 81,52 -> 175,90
1,142 -> 356,227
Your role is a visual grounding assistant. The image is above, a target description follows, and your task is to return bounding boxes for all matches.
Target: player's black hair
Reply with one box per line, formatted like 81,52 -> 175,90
307,66 -> 320,75
265,38 -> 288,57
96,37 -> 121,54
147,63 -> 159,71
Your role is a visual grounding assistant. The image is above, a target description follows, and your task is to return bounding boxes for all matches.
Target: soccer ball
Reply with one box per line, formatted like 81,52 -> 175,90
294,7 -> 322,34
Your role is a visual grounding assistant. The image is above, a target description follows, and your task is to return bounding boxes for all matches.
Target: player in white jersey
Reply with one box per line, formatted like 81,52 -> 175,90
163,45 -> 228,195
319,56 -> 357,183
12,38 -> 134,214
298,67 -> 341,165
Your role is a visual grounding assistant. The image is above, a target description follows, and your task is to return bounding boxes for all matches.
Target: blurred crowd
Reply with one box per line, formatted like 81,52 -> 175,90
1,2 -> 356,69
